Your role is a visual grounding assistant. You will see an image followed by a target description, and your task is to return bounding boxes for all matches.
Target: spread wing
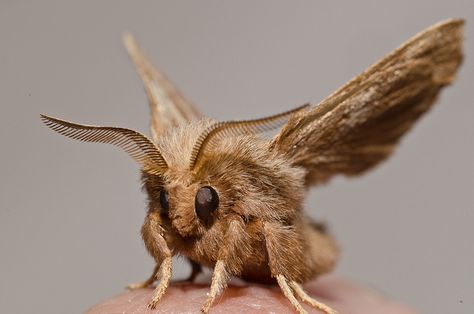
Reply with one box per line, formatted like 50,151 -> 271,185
123,33 -> 201,142
271,19 -> 464,186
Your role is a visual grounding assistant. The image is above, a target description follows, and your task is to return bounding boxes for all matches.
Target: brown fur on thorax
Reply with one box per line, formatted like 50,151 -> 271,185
140,119 -> 335,283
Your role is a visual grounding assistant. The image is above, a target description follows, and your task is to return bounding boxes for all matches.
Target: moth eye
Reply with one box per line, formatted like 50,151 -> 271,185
159,189 -> 169,214
195,186 -> 219,222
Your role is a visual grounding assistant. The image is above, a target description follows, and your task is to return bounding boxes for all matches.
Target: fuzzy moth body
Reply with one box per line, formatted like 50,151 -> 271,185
42,19 -> 463,314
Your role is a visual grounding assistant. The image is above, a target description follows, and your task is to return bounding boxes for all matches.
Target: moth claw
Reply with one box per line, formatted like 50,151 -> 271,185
126,282 -> 149,290
126,264 -> 160,291
147,300 -> 158,310
289,280 -> 337,314
200,299 -> 212,314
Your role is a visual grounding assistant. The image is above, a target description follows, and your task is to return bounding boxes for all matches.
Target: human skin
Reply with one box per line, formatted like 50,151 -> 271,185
86,275 -> 416,314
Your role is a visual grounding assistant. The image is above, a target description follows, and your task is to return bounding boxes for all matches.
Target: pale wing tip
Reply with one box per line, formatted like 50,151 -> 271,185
122,32 -> 138,53
422,19 -> 465,40
440,18 -> 465,26
433,18 -> 465,31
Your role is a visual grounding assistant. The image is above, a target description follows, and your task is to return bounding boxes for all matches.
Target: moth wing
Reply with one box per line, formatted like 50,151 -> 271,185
272,19 -> 464,186
123,33 -> 202,142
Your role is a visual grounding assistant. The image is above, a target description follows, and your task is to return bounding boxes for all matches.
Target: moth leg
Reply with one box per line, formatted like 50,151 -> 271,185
148,256 -> 172,309
201,217 -> 248,313
201,260 -> 229,313
276,274 -> 307,314
263,222 -> 337,314
126,264 -> 159,290
174,259 -> 203,283
263,222 -> 306,313
303,218 -> 339,275
186,259 -> 203,282
289,281 -> 337,314
141,213 -> 174,309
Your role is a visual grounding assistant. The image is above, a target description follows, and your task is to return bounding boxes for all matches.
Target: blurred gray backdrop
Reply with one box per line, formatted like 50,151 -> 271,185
1,1 -> 473,313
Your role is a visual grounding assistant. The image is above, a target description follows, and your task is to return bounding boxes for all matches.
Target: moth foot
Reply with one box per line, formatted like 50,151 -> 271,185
276,274 -> 337,314
276,274 -> 307,314
126,281 -> 152,290
289,281 -> 337,314
173,269 -> 201,284
126,264 -> 160,290
200,297 -> 213,314
147,299 -> 158,310
146,279 -> 170,310
173,277 -> 196,285
147,257 -> 173,310
200,260 -> 228,313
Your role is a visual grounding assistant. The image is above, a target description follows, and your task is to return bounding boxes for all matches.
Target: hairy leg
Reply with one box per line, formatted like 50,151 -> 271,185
183,259 -> 203,282
263,221 -> 337,314
276,274 -> 307,314
290,281 -> 337,314
188,259 -> 203,281
148,256 -> 172,309
141,213 -> 173,309
201,260 -> 229,313
200,217 -> 250,312
126,264 -> 159,290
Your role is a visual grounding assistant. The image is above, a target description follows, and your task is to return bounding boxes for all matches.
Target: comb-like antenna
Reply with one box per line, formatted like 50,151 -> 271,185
189,104 -> 310,170
41,115 -> 168,175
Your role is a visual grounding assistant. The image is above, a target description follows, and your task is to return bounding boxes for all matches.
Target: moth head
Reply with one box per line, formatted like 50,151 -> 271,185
142,105 -> 309,239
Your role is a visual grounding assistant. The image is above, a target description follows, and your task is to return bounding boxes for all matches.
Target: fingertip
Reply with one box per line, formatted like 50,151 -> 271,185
87,283 -> 303,314
87,277 -> 415,314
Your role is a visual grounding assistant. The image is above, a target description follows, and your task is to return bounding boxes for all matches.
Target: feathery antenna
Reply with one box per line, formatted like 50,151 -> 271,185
41,114 -> 168,175
189,104 -> 309,170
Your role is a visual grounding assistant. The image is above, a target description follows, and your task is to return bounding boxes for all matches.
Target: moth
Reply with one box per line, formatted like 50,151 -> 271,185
42,19 -> 463,314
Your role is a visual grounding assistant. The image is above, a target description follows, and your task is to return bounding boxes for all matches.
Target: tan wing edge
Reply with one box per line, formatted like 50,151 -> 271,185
272,19 -> 464,186
123,33 -> 201,141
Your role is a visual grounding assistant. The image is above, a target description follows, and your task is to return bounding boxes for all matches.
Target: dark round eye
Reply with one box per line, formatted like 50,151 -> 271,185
195,186 -> 219,222
159,189 -> 169,214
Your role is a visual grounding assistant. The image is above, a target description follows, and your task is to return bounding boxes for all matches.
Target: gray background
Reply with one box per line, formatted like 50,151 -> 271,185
1,1 -> 472,313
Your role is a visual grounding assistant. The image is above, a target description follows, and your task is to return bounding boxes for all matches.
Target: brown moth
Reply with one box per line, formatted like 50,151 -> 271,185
41,19 -> 463,314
